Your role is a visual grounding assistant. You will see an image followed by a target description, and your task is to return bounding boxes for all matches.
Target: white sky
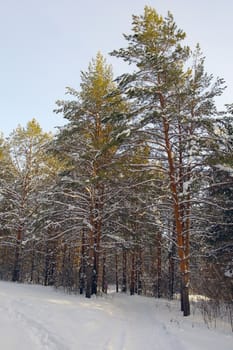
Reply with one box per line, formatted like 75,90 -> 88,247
1,0 -> 233,136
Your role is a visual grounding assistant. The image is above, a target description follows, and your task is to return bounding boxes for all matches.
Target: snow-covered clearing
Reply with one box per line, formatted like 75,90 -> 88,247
0,281 -> 232,350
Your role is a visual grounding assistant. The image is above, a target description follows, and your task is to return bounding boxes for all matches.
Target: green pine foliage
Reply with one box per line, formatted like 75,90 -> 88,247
0,6 -> 232,318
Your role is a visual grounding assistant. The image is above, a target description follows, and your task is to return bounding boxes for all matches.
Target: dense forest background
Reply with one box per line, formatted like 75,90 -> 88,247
0,7 -> 232,317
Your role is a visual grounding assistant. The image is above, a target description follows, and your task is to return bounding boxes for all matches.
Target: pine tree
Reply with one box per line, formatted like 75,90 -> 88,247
0,119 -> 63,282
111,6 -> 225,315
54,52 -> 128,297
199,111 -> 233,299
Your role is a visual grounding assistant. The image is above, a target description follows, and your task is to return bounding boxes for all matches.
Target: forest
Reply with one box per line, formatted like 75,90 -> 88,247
0,7 -> 232,318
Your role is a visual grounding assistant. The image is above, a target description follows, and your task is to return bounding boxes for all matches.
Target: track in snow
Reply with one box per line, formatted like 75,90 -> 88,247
0,281 -> 232,350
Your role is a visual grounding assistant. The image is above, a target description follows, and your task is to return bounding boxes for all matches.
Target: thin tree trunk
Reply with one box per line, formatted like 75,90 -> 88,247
136,248 -> 142,295
85,264 -> 93,298
79,229 -> 86,295
12,227 -> 23,282
86,196 -> 96,298
115,252 -> 119,293
30,241 -> 36,283
157,231 -> 162,298
91,251 -> 98,295
122,249 -> 127,292
102,250 -> 107,293
61,243 -> 67,287
130,251 -> 135,295
44,245 -> 49,286
86,214 -> 95,298
168,222 -> 176,299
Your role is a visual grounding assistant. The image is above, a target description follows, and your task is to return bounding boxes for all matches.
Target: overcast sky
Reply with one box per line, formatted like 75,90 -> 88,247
1,0 -> 233,136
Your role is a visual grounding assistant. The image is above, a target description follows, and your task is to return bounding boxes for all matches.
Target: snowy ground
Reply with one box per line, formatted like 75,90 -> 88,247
0,281 -> 232,350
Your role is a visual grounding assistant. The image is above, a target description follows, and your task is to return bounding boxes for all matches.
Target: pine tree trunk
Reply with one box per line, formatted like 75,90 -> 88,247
91,253 -> 97,295
30,241 -> 36,283
122,249 -> 127,292
85,264 -> 93,298
136,248 -> 142,295
79,230 -> 86,294
61,243 -> 67,287
93,183 -> 104,294
157,231 -> 162,298
130,251 -> 135,295
44,246 -> 49,286
115,252 -> 119,293
102,251 -> 107,293
181,277 -> 190,316
85,226 -> 95,298
168,222 -> 176,299
162,114 -> 190,316
12,243 -> 20,282
12,228 -> 23,282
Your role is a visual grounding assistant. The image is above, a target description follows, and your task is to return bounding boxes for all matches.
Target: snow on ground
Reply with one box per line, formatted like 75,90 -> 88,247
0,281 -> 232,350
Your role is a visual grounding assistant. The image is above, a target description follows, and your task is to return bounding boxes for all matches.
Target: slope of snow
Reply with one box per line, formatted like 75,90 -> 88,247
0,281 -> 232,350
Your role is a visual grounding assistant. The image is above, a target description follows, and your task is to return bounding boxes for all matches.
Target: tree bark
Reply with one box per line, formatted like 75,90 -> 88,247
168,222 -> 176,299
122,249 -> 127,292
130,251 -> 135,295
79,229 -> 86,294
136,248 -> 142,295
162,114 -> 190,316
157,231 -> 162,298
12,227 -> 23,282
115,252 -> 119,293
